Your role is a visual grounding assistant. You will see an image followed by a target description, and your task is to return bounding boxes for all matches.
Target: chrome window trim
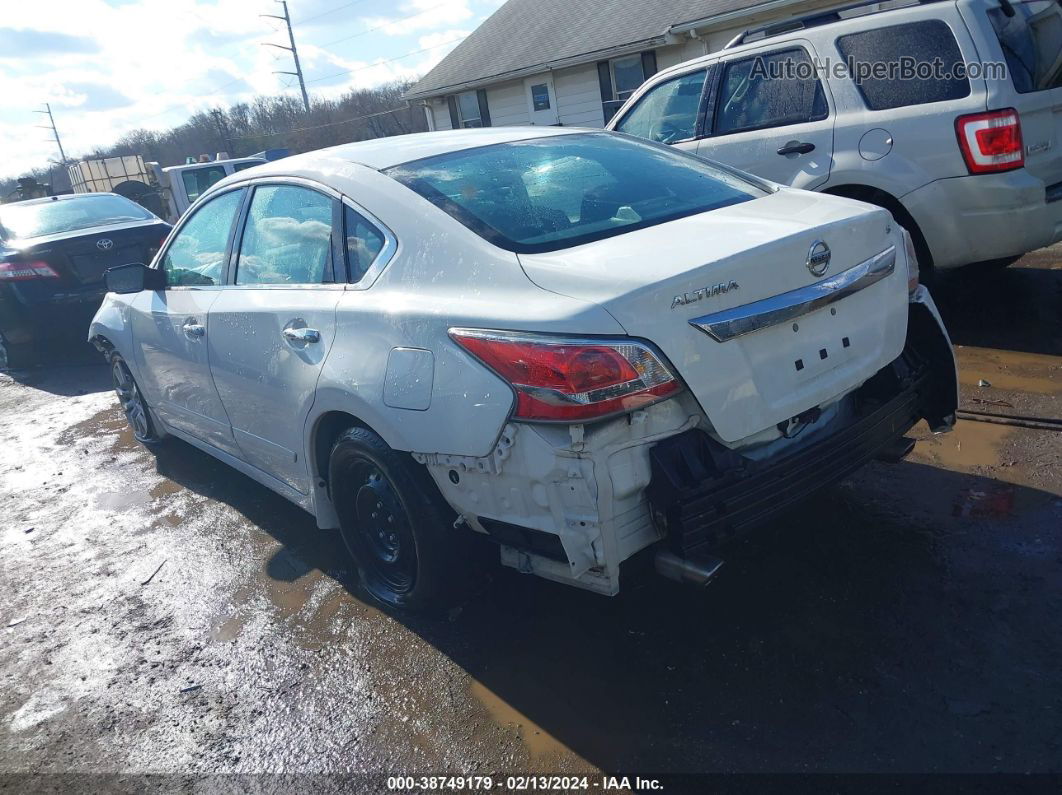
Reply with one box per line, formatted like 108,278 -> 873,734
340,196 -> 398,290
689,245 -> 896,342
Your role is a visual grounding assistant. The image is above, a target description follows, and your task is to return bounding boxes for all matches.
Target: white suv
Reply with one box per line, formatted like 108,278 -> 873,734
90,129 -> 957,610
608,0 -> 1062,276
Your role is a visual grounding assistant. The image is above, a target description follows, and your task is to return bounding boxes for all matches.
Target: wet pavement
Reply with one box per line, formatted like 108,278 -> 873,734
0,252 -> 1059,784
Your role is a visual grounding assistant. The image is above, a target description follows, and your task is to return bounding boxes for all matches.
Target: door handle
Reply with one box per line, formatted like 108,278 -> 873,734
777,141 -> 816,156
282,327 -> 321,344
182,321 -> 205,338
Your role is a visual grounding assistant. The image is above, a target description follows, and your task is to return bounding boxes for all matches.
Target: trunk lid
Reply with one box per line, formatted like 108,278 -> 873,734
517,190 -> 910,442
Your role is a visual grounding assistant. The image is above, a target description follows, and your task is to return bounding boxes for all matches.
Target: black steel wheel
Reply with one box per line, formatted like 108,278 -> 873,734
110,353 -> 163,445
329,426 -> 472,612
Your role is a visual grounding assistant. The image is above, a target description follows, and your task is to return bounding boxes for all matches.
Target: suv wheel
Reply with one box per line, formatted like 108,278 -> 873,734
110,353 -> 165,445
329,426 -> 471,612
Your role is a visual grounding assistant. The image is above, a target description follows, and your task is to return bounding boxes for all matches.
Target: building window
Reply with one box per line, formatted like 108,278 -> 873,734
598,51 -> 657,123
530,83 -> 551,111
448,89 -> 492,128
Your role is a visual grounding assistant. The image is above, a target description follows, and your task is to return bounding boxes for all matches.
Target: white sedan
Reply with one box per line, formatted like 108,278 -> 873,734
91,127 -> 957,610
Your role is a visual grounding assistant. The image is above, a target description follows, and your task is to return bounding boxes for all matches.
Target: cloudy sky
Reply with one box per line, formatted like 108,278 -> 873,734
0,0 -> 503,179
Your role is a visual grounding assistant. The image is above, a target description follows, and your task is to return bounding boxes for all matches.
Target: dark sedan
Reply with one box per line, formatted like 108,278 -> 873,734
0,193 -> 171,369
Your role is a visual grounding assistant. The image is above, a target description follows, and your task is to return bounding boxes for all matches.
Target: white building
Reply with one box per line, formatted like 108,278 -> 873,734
405,0 -> 844,130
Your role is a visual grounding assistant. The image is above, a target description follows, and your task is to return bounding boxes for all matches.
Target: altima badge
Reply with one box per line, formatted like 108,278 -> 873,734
672,280 -> 739,309
806,240 -> 830,276
96,238 -> 114,251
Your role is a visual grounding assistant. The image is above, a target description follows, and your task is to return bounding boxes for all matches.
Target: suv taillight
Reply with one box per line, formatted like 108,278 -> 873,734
0,261 -> 60,281
955,109 -> 1024,174
449,329 -> 682,422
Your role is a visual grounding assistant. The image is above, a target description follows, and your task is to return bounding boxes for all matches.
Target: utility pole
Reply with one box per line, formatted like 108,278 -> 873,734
261,0 -> 310,113
34,103 -> 67,165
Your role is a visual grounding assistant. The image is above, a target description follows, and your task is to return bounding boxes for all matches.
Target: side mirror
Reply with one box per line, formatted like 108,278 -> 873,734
105,263 -> 166,294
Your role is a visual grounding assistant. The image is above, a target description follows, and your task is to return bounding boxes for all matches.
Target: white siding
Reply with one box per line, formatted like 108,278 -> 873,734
485,80 -> 529,126
554,63 -> 605,128
430,98 -> 453,131
655,39 -> 709,71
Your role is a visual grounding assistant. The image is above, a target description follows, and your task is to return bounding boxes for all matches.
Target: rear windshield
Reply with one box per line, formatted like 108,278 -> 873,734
385,132 -> 766,253
988,0 -> 1062,94
0,194 -> 154,240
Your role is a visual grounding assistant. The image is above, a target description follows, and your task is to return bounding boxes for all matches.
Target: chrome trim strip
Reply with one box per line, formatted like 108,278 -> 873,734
689,245 -> 896,342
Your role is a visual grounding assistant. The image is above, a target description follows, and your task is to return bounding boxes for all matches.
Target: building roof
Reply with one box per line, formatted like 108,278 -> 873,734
404,0 -> 775,99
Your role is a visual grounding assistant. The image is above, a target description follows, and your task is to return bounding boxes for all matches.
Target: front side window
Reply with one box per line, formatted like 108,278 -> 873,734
836,21 -> 971,109
344,206 -> 386,283
181,166 -> 228,204
160,189 -> 244,287
0,194 -> 153,240
614,69 -> 708,143
612,55 -> 647,101
987,0 -> 1062,94
715,48 -> 828,134
235,185 -> 333,286
386,132 -> 766,254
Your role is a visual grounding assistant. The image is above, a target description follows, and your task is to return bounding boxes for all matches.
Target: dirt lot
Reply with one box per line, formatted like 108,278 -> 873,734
0,252 -> 1059,787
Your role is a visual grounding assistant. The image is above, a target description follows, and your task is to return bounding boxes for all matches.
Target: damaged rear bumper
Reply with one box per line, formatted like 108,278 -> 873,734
647,293 -> 957,562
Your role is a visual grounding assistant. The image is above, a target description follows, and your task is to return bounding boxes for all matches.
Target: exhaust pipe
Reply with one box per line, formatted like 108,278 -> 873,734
655,551 -> 724,587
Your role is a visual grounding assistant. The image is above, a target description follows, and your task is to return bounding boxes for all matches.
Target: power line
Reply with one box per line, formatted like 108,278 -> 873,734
34,103 -> 67,164
260,0 -> 311,112
317,0 -> 456,48
293,0 -> 370,26
230,105 -> 410,140
305,33 -> 468,85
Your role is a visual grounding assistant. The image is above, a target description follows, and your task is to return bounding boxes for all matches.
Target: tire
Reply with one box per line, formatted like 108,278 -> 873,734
109,352 -> 165,445
328,426 -> 471,612
0,333 -> 33,371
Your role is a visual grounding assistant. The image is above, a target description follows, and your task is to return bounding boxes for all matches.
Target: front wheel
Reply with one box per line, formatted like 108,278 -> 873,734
329,426 -> 472,612
110,353 -> 165,445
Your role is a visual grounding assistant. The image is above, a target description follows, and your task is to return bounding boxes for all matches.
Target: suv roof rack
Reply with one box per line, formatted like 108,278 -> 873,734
723,0 -> 948,49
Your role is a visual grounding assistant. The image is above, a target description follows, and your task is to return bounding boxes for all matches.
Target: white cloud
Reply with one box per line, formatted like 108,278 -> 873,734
362,0 -> 473,37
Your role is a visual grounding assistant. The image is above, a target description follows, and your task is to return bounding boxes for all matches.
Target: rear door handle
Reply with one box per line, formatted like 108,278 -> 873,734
282,327 -> 321,344
777,141 -> 816,156
182,321 -> 205,339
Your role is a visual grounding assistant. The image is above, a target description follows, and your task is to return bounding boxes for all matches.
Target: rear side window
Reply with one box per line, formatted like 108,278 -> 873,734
344,206 -> 386,283
614,69 -> 708,143
988,1 -> 1062,94
236,185 -> 334,285
836,20 -> 971,110
386,132 -> 765,254
715,48 -> 828,135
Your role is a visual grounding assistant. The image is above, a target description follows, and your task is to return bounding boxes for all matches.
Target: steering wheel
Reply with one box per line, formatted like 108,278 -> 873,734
649,119 -> 683,144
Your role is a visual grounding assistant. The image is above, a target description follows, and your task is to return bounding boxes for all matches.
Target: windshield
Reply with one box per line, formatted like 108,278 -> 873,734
385,132 -> 766,253
0,194 -> 154,240
988,0 -> 1062,93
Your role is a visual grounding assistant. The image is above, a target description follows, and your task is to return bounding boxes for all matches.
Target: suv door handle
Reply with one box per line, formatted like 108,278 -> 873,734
777,141 -> 816,156
282,327 -> 321,344
182,321 -> 205,339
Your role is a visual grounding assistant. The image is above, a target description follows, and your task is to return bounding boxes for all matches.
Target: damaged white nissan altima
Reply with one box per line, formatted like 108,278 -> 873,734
90,127 -> 957,609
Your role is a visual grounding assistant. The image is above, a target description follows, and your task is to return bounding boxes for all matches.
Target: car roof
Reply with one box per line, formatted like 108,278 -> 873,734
249,126 -> 584,175
2,192 -> 124,207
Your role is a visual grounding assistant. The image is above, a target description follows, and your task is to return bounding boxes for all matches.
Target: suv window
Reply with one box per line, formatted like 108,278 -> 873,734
988,1 -> 1062,94
614,69 -> 708,143
236,185 -> 334,286
344,206 -> 386,283
715,48 -> 828,135
836,20 -> 971,110
160,189 -> 244,287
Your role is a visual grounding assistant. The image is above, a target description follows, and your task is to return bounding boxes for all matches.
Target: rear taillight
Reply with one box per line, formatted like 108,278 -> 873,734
955,109 -> 1024,174
0,261 -> 60,281
449,329 -> 682,422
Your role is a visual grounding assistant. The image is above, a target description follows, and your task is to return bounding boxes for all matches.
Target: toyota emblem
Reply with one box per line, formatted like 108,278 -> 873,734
96,238 -> 114,251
